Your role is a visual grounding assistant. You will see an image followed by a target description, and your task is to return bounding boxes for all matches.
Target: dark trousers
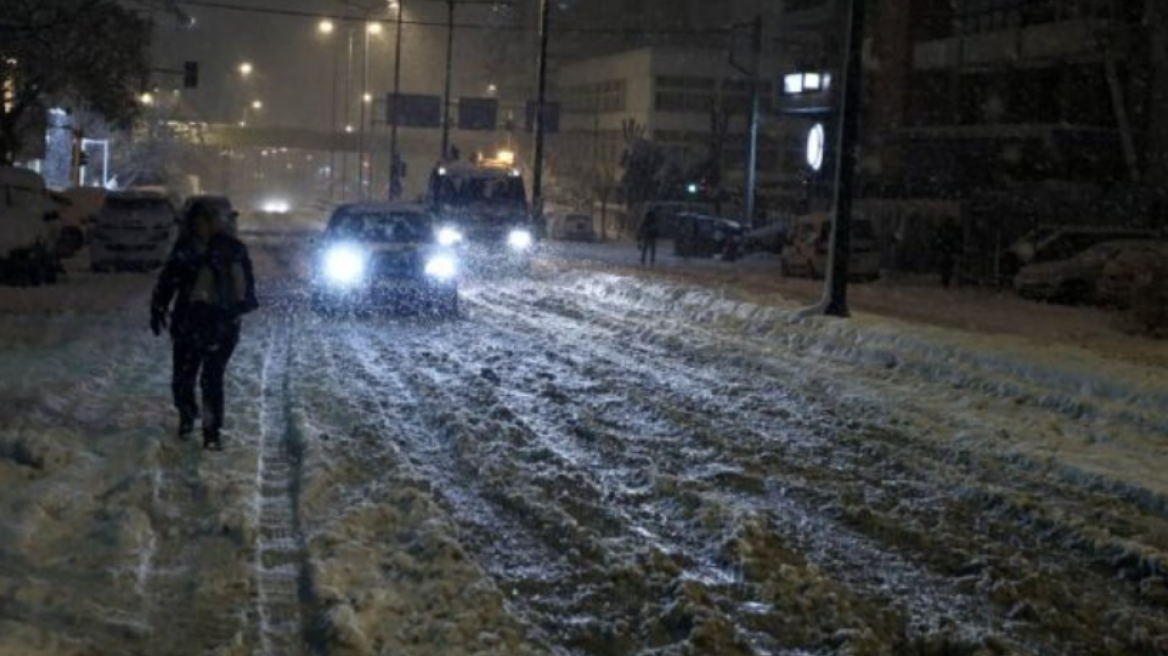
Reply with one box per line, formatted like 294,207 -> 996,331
640,238 -> 657,266
172,323 -> 239,431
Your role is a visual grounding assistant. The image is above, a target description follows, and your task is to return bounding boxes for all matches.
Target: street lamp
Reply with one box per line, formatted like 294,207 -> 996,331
367,21 -> 383,36
318,19 -> 335,35
239,61 -> 254,78
140,92 -> 156,106
251,99 -> 264,111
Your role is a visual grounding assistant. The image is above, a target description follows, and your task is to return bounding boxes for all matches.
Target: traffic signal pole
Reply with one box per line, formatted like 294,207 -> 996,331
531,0 -> 551,225
820,0 -> 867,318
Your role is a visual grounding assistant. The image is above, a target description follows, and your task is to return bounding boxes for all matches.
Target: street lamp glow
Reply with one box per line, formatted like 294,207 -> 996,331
239,62 -> 254,77
140,92 -> 156,106
367,22 -> 383,36
318,19 -> 335,35
344,124 -> 354,133
363,92 -> 373,104
251,100 -> 264,111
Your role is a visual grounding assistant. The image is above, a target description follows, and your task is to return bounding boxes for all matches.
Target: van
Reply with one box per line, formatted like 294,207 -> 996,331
780,212 -> 881,281
90,190 -> 177,272
0,166 -> 63,285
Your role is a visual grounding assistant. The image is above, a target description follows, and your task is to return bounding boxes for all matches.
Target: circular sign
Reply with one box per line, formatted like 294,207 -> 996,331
807,123 -> 826,172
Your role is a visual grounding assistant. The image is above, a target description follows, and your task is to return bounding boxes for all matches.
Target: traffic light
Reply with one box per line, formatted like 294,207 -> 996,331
183,62 -> 199,89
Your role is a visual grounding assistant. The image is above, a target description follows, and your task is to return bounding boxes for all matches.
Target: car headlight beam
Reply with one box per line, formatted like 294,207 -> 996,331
437,226 -> 464,247
322,244 -> 367,287
424,254 -> 459,281
508,229 -> 534,252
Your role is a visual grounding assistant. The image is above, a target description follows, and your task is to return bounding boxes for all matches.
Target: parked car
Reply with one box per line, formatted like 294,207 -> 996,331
673,213 -> 747,259
1014,240 -> 1168,305
780,212 -> 881,281
57,187 -> 107,256
0,166 -> 63,286
551,213 -> 597,242
90,190 -> 178,272
744,221 -> 790,254
1098,243 -> 1168,309
1006,226 -> 1163,277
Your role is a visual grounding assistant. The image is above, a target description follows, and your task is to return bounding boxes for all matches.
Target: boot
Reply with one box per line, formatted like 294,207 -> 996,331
203,427 -> 223,452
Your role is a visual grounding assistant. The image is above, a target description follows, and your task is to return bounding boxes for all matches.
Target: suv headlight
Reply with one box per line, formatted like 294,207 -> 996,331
424,254 -> 459,281
322,244 -> 367,287
508,229 -> 534,252
437,226 -> 464,247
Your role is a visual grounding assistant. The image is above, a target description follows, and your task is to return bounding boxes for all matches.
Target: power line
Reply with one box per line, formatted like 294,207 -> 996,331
175,0 -> 730,36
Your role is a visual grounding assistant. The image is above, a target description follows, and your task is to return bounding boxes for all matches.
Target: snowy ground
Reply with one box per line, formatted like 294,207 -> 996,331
1,233 -> 1166,655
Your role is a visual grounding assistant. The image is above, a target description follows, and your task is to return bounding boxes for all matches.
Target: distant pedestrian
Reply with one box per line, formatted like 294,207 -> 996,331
934,219 -> 963,289
151,200 -> 258,451
638,210 -> 661,266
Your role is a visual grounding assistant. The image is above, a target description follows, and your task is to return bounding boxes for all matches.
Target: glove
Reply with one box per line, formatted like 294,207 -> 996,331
150,312 -> 168,337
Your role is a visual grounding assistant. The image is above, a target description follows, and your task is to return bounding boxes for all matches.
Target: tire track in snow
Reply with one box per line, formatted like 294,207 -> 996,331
469,280 -> 1168,655
255,314 -> 321,656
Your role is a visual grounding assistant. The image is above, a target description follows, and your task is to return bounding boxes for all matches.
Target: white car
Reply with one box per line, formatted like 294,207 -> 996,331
0,166 -> 63,286
90,190 -> 178,272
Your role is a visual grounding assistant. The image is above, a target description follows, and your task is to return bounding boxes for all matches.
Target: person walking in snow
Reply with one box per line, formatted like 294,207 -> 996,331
151,200 -> 258,451
638,209 -> 662,266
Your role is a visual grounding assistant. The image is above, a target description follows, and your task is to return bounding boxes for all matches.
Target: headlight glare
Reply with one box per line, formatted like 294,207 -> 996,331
424,254 -> 459,281
508,229 -> 534,251
322,244 -> 367,287
437,226 -> 464,247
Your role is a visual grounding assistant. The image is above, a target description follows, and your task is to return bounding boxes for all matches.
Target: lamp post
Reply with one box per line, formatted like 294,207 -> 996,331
389,0 -> 405,198
319,19 -> 340,200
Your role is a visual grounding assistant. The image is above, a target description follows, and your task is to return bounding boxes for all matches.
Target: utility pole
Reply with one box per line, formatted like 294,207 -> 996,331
745,16 -> 762,228
390,0 -> 405,198
359,14 -> 371,198
440,0 -> 456,160
730,16 -> 763,228
330,31 -> 340,200
531,0 -> 551,226
821,0 -> 868,318
344,27 -> 355,198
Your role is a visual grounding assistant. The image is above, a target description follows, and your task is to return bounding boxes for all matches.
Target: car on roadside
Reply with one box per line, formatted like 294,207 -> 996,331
1006,225 -> 1163,277
1098,243 -> 1168,309
0,166 -> 65,286
551,213 -> 597,243
311,203 -> 460,316
780,212 -> 881,281
673,213 -> 747,259
1016,239 -> 1168,305
90,189 -> 178,272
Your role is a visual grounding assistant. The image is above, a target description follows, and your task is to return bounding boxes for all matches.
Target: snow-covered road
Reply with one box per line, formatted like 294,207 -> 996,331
1,232 -> 1166,655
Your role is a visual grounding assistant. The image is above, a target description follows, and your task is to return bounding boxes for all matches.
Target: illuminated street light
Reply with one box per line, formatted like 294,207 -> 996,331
239,62 -> 254,77
363,92 -> 373,104
140,92 -> 156,106
367,21 -> 383,36
318,19 -> 335,35
251,99 -> 264,110
344,124 -> 354,133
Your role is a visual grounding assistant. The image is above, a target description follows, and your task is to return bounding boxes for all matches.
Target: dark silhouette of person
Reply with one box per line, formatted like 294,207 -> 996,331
934,219 -> 963,289
151,200 -> 258,451
638,210 -> 662,266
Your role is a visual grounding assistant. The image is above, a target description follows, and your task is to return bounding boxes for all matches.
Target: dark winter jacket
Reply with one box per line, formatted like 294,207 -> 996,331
151,233 -> 259,340
638,213 -> 662,242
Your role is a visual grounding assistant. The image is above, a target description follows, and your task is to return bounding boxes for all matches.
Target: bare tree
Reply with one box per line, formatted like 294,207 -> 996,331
0,0 -> 152,163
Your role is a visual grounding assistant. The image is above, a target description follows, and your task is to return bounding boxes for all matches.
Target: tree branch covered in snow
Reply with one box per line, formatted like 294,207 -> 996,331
0,0 -> 152,163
